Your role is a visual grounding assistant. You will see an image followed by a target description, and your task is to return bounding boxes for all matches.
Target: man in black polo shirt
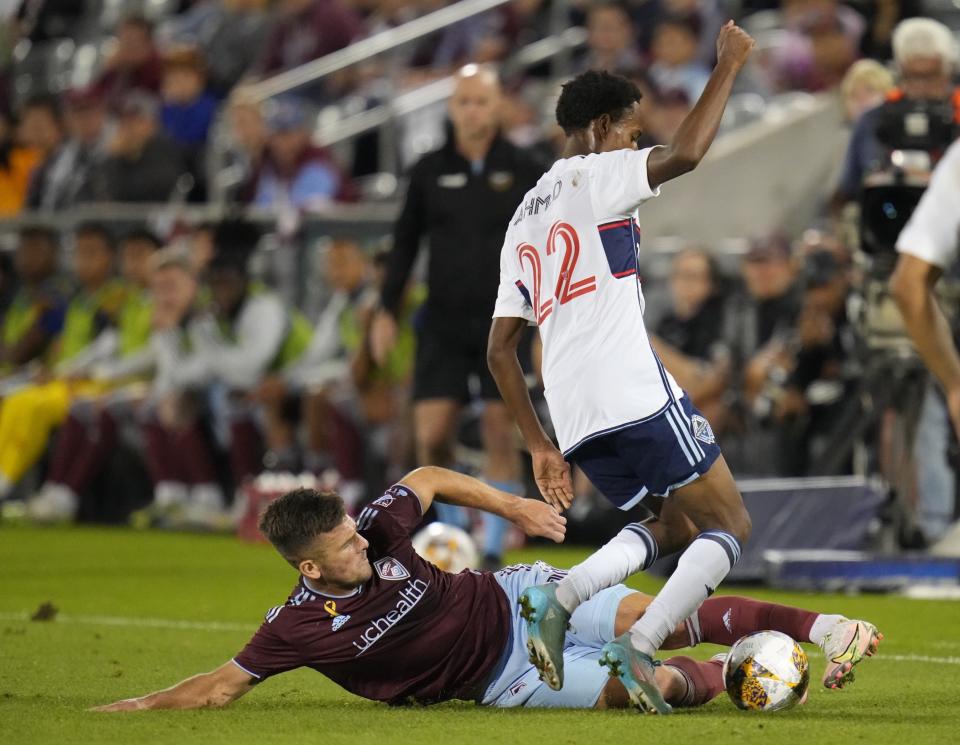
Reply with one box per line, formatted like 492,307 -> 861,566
370,64 -> 545,567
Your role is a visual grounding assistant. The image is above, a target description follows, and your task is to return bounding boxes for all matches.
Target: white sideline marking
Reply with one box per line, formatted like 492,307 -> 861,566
879,654 -> 960,666
3,612 -> 960,665
0,611 -> 253,633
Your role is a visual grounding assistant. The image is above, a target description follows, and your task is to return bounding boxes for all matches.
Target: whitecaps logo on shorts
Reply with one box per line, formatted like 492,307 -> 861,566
374,557 -> 411,581
691,414 -> 716,445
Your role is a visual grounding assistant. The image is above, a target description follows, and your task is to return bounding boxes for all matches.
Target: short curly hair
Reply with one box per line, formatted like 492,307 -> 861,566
555,70 -> 643,135
259,488 -> 346,565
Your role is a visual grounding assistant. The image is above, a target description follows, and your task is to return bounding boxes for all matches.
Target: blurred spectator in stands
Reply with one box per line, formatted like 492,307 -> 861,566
649,14 -> 712,101
662,0 -> 724,65
18,94 -> 65,209
839,58 -> 894,124
652,247 -> 732,432
577,2 -> 641,75
257,0 -> 363,100
0,107 -> 40,216
94,15 -> 164,112
26,229 -> 161,523
0,222 -> 125,502
769,0 -> 863,93
725,234 -> 802,457
29,87 -> 112,210
160,46 -> 218,199
855,0 -> 920,60
221,89 -> 267,203
253,237 -> 375,507
834,18 -> 956,206
98,91 -> 187,203
14,0 -> 83,43
0,225 -> 68,376
163,0 -> 273,96
161,47 -> 217,150
643,85 -> 694,146
252,96 -> 353,208
144,234 -> 311,527
773,241 -> 855,475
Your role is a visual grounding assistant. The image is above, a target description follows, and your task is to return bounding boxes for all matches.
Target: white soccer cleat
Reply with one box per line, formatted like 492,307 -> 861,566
820,619 -> 882,690
26,483 -> 79,523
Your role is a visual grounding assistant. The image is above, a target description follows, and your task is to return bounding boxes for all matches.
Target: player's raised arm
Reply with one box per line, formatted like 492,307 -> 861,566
646,21 -> 754,189
92,661 -> 256,712
399,465 -> 567,543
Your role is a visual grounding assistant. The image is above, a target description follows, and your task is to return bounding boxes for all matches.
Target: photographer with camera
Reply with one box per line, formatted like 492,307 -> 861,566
890,139 -> 960,545
834,17 -> 958,208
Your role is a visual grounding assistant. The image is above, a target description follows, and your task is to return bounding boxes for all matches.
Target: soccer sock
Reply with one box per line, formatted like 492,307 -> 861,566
554,523 -> 659,614
662,656 -> 725,708
482,480 -> 522,559
629,530 -> 741,657
808,614 -> 846,647
686,596 -> 819,648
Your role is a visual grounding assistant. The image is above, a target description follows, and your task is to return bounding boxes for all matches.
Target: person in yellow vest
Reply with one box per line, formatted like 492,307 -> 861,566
26,229 -> 161,522
142,243 -> 310,528
0,222 -> 126,502
0,226 -> 70,385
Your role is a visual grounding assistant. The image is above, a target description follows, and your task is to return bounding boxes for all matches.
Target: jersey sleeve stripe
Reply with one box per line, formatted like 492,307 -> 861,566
598,219 -> 632,231
231,658 -> 262,679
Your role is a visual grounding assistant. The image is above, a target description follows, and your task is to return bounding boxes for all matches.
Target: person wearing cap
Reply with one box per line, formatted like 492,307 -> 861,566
28,87 -> 113,210
141,228 -> 312,528
0,222 -> 127,503
98,90 -> 187,203
722,233 -> 802,475
772,244 -> 855,475
251,96 -> 353,208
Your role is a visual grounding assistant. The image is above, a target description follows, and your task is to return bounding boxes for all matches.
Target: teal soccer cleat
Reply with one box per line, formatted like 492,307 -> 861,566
599,633 -> 673,714
517,584 -> 570,691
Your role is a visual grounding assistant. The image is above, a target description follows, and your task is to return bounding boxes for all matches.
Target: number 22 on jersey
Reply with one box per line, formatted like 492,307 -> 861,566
517,221 -> 596,324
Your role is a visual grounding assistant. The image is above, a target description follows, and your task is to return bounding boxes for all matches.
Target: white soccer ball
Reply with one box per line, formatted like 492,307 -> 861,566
723,630 -> 810,711
412,522 -> 478,573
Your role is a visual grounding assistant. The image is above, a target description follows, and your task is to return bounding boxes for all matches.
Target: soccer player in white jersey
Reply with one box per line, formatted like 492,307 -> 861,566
487,22 -> 758,714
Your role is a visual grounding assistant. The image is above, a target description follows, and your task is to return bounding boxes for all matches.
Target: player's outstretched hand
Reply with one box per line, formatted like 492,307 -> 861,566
716,20 -> 755,70
531,446 -> 574,511
512,498 -> 567,543
91,698 -> 146,712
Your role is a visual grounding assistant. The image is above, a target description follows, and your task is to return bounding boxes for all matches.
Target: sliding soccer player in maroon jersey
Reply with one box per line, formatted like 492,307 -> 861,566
95,467 -> 880,712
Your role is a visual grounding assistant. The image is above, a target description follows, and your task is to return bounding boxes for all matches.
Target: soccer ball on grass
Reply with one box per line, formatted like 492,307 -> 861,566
723,630 -> 810,711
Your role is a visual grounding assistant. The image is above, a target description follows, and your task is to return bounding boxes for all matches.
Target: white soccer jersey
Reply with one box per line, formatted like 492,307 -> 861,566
493,147 -> 683,454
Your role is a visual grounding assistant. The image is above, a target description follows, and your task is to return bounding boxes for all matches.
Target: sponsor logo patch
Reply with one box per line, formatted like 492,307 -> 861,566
332,614 -> 351,631
374,557 -> 410,581
692,414 -> 716,444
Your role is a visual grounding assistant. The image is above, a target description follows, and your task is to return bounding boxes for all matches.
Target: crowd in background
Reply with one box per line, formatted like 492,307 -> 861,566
0,0 -> 957,552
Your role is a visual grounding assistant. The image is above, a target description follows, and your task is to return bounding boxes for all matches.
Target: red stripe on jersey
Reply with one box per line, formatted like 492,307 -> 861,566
598,220 -> 631,232
613,269 -> 637,278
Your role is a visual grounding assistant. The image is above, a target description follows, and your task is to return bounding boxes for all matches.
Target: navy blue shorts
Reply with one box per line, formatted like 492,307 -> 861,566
567,396 -> 721,510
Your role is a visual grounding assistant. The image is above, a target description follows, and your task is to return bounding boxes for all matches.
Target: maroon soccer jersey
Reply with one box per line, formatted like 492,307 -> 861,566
233,485 -> 512,705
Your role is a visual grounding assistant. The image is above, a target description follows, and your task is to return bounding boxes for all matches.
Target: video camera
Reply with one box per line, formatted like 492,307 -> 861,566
859,96 -> 959,269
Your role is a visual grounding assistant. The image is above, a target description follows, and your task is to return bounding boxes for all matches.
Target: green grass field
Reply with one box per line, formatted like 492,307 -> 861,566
2,525 -> 959,745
